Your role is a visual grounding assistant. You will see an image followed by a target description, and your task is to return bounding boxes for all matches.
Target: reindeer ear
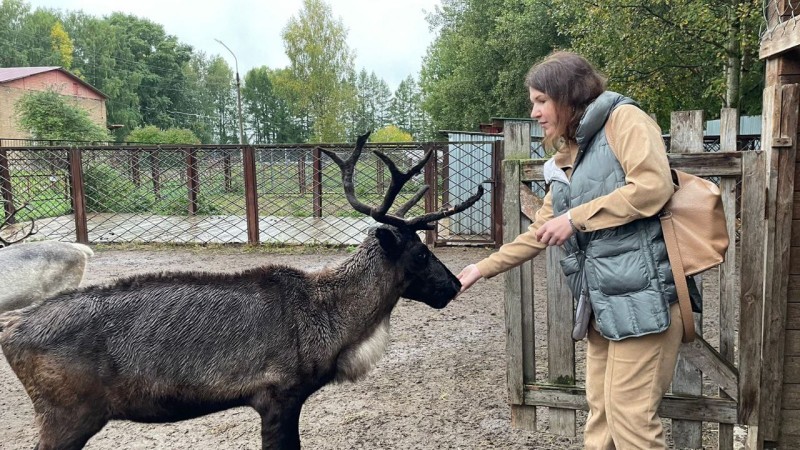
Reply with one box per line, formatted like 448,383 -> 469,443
375,227 -> 401,257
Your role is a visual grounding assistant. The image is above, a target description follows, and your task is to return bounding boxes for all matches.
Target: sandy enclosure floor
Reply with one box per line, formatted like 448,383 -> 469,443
0,245 -> 734,449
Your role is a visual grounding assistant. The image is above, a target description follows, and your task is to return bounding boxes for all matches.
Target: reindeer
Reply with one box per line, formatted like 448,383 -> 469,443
0,202 -> 94,314
0,133 -> 484,450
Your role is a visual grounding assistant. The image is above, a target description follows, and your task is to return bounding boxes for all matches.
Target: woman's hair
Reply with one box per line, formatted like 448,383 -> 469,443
525,51 -> 606,149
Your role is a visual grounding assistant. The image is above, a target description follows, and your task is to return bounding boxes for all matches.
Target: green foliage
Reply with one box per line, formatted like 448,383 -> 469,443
370,125 -> 413,143
553,0 -> 764,124
15,89 -> 111,142
83,164 -> 151,213
282,0 -> 355,142
420,0 -> 565,132
125,125 -> 200,144
49,21 -> 72,69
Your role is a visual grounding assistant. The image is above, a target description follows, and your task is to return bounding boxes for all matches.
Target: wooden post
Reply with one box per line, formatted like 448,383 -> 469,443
299,153 -> 307,195
546,245 -> 576,436
223,153 -> 232,193
717,107 -> 739,450
424,144 -> 437,246
492,140 -> 504,247
242,145 -> 259,245
130,150 -> 140,187
68,147 -> 88,244
0,148 -> 14,223
739,150 -> 767,449
670,110 -> 704,449
761,83 -> 800,442
503,159 -> 536,431
503,121 -> 532,159
312,147 -> 323,218
186,148 -> 198,216
150,148 -> 161,201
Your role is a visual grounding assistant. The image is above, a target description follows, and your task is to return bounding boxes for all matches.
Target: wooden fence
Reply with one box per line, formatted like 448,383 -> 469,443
501,109 -> 768,449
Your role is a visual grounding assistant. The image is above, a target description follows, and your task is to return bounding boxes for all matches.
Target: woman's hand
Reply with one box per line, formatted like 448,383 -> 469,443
456,264 -> 483,294
535,213 -> 574,246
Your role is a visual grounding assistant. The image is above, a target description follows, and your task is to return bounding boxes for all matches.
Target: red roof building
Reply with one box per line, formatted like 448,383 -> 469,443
0,67 -> 108,142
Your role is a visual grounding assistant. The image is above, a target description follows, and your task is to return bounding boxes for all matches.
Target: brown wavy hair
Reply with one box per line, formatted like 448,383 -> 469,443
524,51 -> 606,151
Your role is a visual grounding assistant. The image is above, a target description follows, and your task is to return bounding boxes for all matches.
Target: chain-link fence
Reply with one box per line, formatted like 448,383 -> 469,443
0,142 -> 495,247
761,0 -> 799,41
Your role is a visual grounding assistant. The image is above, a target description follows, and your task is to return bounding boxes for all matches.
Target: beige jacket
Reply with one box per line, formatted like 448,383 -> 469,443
475,104 -> 673,279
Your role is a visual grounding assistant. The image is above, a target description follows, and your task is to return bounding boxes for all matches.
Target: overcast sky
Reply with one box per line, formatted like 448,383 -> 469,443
25,0 -> 441,91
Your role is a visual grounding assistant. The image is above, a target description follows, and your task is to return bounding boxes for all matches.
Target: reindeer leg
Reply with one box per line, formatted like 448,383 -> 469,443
33,407 -> 107,450
257,402 -> 303,450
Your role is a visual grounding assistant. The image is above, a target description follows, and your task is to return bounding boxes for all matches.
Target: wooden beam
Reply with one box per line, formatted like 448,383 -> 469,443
760,16 -> 800,59
679,336 -> 739,401
520,152 -> 742,182
522,387 -> 738,424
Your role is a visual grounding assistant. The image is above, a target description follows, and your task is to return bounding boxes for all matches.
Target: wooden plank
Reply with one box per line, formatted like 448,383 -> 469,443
739,150 -> 767,427
522,388 -> 738,424
760,15 -> 800,59
785,357 -> 800,384
503,159 -> 526,407
503,121 -> 532,159
520,153 -> 743,182
718,148 -> 738,450
679,336 -> 739,401
787,303 -> 800,329
780,410 -> 800,448
546,245 -> 576,436
786,330 -> 800,355
782,384 -> 800,408
670,110 -> 705,153
671,109 -> 705,449
521,218 -> 535,385
519,184 -> 542,221
762,83 -> 800,442
792,219 -> 800,243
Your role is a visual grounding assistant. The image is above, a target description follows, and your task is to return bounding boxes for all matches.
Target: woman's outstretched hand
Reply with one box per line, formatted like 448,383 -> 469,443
457,264 -> 483,294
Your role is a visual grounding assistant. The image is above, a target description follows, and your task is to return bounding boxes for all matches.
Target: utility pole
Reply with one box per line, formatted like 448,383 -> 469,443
215,38 -> 245,145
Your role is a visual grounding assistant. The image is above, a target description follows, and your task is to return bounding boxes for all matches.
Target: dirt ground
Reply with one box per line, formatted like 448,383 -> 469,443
0,245 -> 737,449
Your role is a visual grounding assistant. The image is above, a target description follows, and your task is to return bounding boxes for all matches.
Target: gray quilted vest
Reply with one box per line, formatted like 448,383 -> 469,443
547,91 -> 678,341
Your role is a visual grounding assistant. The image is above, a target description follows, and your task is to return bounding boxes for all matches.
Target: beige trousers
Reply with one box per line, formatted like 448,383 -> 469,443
583,302 -> 684,450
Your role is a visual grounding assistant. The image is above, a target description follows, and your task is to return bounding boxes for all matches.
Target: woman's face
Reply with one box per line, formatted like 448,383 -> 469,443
529,88 -> 558,137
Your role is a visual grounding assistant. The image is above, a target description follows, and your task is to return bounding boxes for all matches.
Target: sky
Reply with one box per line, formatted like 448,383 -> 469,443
25,0 -> 442,91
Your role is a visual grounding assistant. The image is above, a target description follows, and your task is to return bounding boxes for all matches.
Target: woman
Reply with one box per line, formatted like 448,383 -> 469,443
457,51 -> 685,449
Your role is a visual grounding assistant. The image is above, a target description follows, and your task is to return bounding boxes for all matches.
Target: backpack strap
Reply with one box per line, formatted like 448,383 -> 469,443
660,211 -> 695,343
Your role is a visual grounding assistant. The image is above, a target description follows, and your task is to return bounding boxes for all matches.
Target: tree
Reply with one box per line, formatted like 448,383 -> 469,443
389,75 -> 430,139
242,66 -> 304,144
50,21 -> 73,70
282,0 -> 355,142
420,0 -> 565,132
15,89 -> 110,142
126,125 -> 200,144
0,0 -> 30,66
370,125 -> 413,143
553,0 -> 763,123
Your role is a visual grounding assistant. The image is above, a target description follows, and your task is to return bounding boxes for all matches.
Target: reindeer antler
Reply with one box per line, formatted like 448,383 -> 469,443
319,132 -> 484,231
0,201 -> 37,247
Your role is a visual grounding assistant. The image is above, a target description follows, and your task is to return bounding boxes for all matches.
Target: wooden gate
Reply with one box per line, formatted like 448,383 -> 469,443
501,111 -> 767,449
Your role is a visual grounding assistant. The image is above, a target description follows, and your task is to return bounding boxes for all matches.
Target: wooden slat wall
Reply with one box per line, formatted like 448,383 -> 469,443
778,81 -> 800,445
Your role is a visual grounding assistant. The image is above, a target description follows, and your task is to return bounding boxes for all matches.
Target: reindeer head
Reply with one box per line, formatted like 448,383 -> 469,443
320,132 -> 484,309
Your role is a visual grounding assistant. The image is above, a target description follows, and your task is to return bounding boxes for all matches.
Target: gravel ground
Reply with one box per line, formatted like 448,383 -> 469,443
0,245 -> 735,449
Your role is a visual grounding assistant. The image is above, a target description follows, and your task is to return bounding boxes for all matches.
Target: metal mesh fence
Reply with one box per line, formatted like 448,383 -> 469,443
1,142 -> 494,247
0,148 -> 75,241
761,0 -> 799,40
